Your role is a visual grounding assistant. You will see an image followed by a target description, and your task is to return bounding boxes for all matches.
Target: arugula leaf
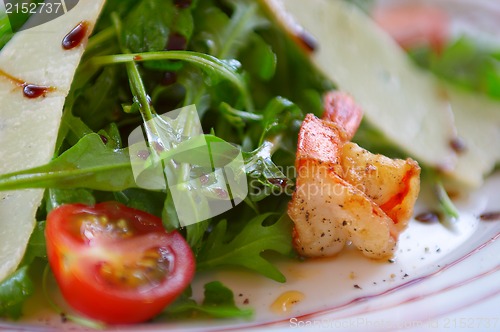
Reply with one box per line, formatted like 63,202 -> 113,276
114,188 -> 165,218
163,134 -> 241,168
0,134 -> 137,191
217,0 -> 268,59
239,33 -> 277,81
162,189 -> 181,231
93,50 -> 252,112
20,221 -> 47,266
201,281 -> 252,317
183,220 -> 210,254
122,0 -> 194,53
0,267 -> 34,319
434,181 -> 460,228
196,213 -> 293,282
71,66 -> 124,131
0,222 -> 48,319
122,0 -> 169,52
45,188 -> 96,213
162,281 -> 253,319
192,0 -> 276,96
244,141 -> 291,202
94,0 -> 137,33
193,0 -> 267,60
0,9 -> 13,49
1,0 -> 44,34
409,37 -> 500,100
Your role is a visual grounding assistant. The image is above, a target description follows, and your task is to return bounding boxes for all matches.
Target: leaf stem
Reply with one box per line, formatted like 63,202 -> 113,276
92,51 -> 253,112
217,2 -> 258,59
435,180 -> 460,227
110,12 -> 156,123
85,26 -> 116,51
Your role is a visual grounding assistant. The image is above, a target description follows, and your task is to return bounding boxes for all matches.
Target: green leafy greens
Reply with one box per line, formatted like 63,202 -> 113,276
0,267 -> 34,319
161,281 -> 253,320
0,0 -> 317,321
409,37 -> 500,100
197,213 -> 293,282
1,0 -> 495,325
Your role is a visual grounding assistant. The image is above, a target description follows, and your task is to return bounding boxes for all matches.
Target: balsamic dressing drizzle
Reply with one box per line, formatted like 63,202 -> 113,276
166,32 -> 188,51
62,21 -> 90,50
174,0 -> 192,9
23,84 -> 51,99
479,212 -> 500,222
294,30 -> 318,53
449,137 -> 467,154
415,212 -> 440,223
0,69 -> 54,99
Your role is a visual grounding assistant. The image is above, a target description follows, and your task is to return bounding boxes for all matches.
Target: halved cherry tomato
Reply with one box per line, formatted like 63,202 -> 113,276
45,201 -> 195,324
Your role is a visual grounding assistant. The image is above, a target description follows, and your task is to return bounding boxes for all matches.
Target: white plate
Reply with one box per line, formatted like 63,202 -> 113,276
2,172 -> 498,332
1,1 -> 499,331
193,175 -> 500,332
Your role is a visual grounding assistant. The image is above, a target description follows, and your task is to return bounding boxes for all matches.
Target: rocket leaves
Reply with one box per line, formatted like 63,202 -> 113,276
197,213 -> 293,282
0,134 -> 136,192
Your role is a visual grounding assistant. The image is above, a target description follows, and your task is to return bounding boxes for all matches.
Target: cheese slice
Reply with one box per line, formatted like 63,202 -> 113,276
263,0 -> 457,171
262,0 -> 500,187
447,88 -> 500,186
0,0 -> 106,282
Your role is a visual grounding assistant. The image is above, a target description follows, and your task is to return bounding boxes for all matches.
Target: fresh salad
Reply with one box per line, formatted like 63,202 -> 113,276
0,0 -> 499,328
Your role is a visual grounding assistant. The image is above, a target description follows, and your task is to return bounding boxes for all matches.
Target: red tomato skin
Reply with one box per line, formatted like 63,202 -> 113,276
45,202 -> 195,324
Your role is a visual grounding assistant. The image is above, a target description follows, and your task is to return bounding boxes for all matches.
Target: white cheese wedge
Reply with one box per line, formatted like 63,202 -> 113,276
263,0 -> 457,171
448,88 -> 500,187
0,0 -> 106,282
263,0 -> 500,187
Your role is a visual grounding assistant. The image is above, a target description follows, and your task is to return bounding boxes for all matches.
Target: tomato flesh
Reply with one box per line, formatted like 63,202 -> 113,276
45,202 -> 195,324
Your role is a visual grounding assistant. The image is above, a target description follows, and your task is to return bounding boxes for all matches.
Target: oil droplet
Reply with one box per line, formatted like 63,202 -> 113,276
270,291 -> 305,314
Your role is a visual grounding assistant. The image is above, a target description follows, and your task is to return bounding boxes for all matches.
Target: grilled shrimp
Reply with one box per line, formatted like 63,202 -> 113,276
288,91 -> 420,259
